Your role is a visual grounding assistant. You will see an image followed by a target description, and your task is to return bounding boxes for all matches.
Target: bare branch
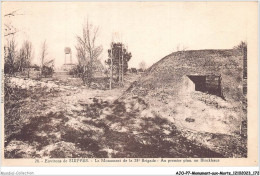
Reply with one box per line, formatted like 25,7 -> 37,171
4,31 -> 18,37
40,40 -> 48,67
92,27 -> 99,49
4,9 -> 24,17
4,24 -> 12,30
75,18 -> 103,85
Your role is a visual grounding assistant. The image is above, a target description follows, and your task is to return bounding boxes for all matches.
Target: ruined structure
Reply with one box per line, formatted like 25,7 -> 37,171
128,49 -> 246,101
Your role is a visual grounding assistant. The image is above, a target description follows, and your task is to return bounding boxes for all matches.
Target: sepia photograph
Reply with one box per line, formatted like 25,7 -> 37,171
1,1 -> 258,167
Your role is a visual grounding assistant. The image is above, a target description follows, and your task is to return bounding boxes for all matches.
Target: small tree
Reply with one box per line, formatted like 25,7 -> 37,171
4,9 -> 25,75
17,47 -> 25,72
42,65 -> 54,78
4,38 -> 17,75
234,41 -> 247,51
24,41 -> 32,78
234,41 -> 247,79
75,19 -> 103,86
106,42 -> 132,82
4,10 -> 24,75
39,40 -> 47,78
17,40 -> 32,77
39,40 -> 54,78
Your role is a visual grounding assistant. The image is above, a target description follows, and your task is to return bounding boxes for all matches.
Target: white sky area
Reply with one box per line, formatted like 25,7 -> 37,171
2,2 -> 254,69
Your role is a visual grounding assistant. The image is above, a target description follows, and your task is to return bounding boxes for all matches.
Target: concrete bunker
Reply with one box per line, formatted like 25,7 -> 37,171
186,75 -> 223,97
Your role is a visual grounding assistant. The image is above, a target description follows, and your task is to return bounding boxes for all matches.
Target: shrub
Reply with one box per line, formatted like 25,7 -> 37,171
68,65 -> 84,77
42,66 -> 54,78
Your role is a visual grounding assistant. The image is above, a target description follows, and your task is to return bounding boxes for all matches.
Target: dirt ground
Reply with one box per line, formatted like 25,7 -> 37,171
4,73 -> 246,158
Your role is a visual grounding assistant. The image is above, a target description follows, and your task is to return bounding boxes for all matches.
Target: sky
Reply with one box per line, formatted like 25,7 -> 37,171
2,2 -> 256,69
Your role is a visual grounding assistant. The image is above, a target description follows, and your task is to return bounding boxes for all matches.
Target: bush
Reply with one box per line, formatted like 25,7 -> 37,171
69,65 -> 97,86
69,65 -> 84,78
42,66 -> 54,78
4,62 -> 20,75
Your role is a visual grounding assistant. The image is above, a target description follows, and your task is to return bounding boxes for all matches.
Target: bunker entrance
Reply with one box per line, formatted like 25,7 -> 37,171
187,75 -> 222,97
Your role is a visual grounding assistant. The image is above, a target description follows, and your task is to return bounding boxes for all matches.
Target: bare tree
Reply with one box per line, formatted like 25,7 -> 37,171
40,40 -> 48,78
4,9 -> 25,75
4,38 -> 17,75
4,9 -> 24,37
75,19 -> 103,86
139,61 -> 147,71
17,47 -> 25,72
38,40 -> 54,78
18,40 -> 33,77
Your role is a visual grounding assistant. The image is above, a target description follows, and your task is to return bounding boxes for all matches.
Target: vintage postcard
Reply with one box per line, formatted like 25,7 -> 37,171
1,1 -> 258,167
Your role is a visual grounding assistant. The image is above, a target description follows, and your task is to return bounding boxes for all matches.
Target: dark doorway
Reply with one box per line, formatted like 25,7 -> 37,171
187,75 -> 222,97
187,75 -> 206,92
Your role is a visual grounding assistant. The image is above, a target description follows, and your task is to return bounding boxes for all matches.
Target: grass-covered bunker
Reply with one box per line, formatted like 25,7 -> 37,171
132,49 -> 246,102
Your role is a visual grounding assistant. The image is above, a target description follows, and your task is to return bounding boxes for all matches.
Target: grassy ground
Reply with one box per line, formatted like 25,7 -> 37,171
120,49 -> 247,158
4,73 -> 233,158
4,52 -> 247,159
